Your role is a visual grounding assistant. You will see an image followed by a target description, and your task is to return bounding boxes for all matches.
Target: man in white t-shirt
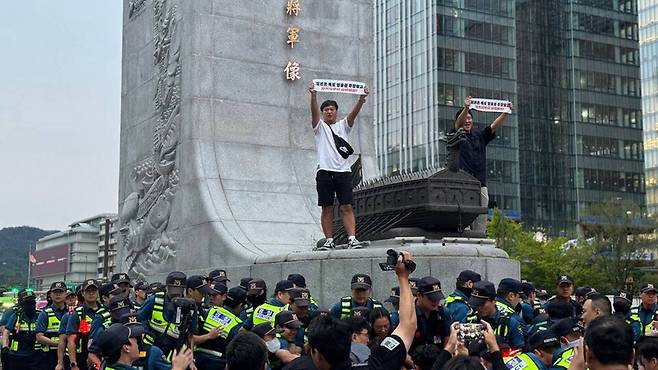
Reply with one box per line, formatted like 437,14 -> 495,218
308,81 -> 369,249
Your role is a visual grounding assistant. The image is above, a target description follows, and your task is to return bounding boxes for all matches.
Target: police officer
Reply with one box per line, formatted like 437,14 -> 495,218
468,280 -> 525,350
613,290 -> 640,339
137,271 -> 196,364
88,296 -> 134,369
242,278 -> 267,322
133,282 -> 148,311
194,287 -> 246,370
273,310 -> 303,367
112,273 -> 133,298
100,283 -> 124,309
520,281 -> 544,325
119,313 -> 170,370
67,279 -> 104,370
445,270 -> 481,324
245,280 -> 293,330
287,273 -> 319,310
545,275 -> 582,318
630,283 -> 658,337
208,269 -> 230,285
330,273 -> 383,319
549,317 -> 583,370
574,286 -> 594,305
383,286 -> 400,329
1,289 -> 40,370
285,288 -> 312,347
206,282 -> 227,307
66,288 -> 78,307
505,329 -> 560,370
412,276 -> 449,350
36,281 -> 69,370
57,285 -> 81,370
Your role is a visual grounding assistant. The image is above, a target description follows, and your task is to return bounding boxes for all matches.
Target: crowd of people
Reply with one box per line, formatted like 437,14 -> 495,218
1,251 -> 657,370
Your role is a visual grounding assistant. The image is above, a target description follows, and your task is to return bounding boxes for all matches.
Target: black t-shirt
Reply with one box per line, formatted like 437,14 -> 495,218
296,335 -> 408,370
454,125 -> 495,186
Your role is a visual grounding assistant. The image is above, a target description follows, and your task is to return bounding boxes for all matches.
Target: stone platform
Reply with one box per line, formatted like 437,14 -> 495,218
145,237 -> 519,307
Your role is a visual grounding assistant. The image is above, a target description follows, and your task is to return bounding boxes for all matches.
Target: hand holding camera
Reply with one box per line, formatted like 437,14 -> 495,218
379,249 -> 416,275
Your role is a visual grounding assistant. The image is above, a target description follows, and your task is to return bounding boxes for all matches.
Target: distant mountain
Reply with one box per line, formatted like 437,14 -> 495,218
0,226 -> 58,287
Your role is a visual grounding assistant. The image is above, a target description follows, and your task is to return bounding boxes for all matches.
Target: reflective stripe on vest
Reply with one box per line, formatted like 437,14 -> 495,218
9,314 -> 40,352
630,305 -> 654,335
252,303 -> 283,326
148,292 -> 179,339
41,307 -> 62,351
496,300 -> 515,315
552,347 -> 575,369
339,296 -> 382,320
445,295 -> 478,323
198,306 -> 242,358
505,353 -> 541,370
494,313 -> 511,338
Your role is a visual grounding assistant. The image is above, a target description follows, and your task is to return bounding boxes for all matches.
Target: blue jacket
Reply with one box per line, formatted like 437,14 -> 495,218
444,289 -> 470,323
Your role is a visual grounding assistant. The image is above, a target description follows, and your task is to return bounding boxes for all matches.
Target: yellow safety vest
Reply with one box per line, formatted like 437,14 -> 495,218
552,347 -> 575,370
339,296 -> 383,319
9,314 -> 41,353
146,292 -> 179,340
252,303 -> 284,327
445,295 -> 478,323
196,306 -> 242,358
41,307 -> 63,352
505,353 -> 541,370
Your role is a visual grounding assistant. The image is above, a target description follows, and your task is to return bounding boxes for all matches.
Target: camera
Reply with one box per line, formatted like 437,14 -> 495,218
172,297 -> 196,351
458,323 -> 485,346
379,249 -> 416,273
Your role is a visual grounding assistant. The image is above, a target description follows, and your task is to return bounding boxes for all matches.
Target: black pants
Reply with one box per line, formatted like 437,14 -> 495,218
316,170 -> 353,206
7,353 -> 41,370
41,351 -> 59,370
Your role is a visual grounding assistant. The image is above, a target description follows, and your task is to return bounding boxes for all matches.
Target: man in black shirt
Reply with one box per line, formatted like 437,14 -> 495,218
306,251 -> 417,370
453,96 -> 512,234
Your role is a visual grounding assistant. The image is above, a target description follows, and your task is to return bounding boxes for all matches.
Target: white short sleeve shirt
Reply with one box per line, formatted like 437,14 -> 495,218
313,118 -> 352,172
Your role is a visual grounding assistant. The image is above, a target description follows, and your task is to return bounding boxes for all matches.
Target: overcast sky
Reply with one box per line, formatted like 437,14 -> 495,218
0,2 -> 122,230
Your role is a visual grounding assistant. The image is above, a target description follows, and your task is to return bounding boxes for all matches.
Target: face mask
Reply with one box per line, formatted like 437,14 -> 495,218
22,302 -> 37,317
266,338 -> 281,353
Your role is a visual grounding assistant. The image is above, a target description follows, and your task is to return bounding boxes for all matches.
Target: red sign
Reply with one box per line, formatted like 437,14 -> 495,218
31,244 -> 69,278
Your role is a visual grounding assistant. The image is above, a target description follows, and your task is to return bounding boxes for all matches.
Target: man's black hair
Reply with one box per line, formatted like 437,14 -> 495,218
637,336 -> 658,363
320,100 -> 338,111
546,300 -> 573,320
586,293 -> 612,316
584,316 -> 634,366
307,315 -> 351,367
455,107 -> 474,121
412,344 -> 442,370
226,331 -> 268,370
368,307 -> 390,326
613,299 -> 631,316
444,355 -> 483,370
346,316 -> 369,336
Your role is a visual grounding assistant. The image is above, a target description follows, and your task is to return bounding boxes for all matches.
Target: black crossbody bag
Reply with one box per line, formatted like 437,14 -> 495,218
326,122 -> 354,159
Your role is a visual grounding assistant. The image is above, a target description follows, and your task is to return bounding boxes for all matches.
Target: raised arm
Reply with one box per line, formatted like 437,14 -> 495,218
490,102 -> 512,132
391,251 -> 417,351
454,96 -> 472,130
309,81 -> 320,129
346,85 -> 369,127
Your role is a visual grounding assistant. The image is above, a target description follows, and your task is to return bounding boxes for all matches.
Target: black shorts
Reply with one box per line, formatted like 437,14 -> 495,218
367,335 -> 407,370
316,170 -> 354,207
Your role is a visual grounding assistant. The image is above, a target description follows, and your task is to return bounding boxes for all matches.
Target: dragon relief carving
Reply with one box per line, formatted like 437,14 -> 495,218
120,0 -> 181,281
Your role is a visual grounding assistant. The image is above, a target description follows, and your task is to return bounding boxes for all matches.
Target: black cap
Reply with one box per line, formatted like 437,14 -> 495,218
275,280 -> 294,293
186,275 -> 214,295
351,274 -> 372,290
239,277 -> 253,290
118,313 -> 144,338
537,289 -> 549,300
417,277 -> 445,303
384,287 -> 400,303
289,288 -> 310,307
134,281 -> 147,291
574,286 -> 594,297
18,289 -> 36,301
111,273 -> 132,286
252,323 -> 282,338
556,275 -> 574,286
82,279 -> 100,291
109,296 -> 133,312
275,310 -> 301,329
468,281 -> 496,307
409,277 -> 419,295
497,278 -> 523,295
615,290 -> 632,303
351,306 -> 370,319
247,279 -> 267,295
287,273 -> 306,288
100,283 -> 123,297
209,269 -> 230,283
226,287 -> 247,305
521,282 -> 536,297
209,282 -> 227,295
95,323 -> 143,357
148,282 -> 166,294
641,283 -> 657,294
166,271 -> 187,287
457,270 -> 482,283
49,281 -> 67,292
550,317 -> 583,338
527,329 -> 559,351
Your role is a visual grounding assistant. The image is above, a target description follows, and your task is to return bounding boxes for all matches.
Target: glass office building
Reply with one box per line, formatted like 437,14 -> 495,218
375,0 -> 645,236
374,0 -> 521,215
640,1 -> 658,214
